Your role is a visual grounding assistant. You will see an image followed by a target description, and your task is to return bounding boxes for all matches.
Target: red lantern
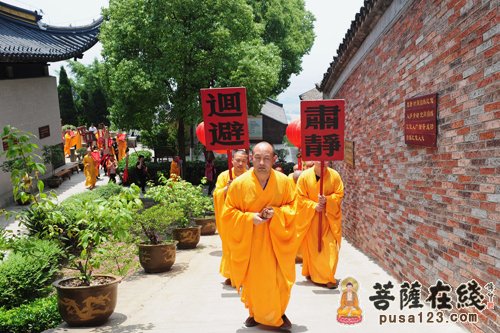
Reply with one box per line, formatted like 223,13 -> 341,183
196,122 -> 225,154
286,119 -> 301,148
196,122 -> 206,146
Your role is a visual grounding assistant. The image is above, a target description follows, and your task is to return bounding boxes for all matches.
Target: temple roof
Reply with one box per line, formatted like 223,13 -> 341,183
261,99 -> 287,125
0,1 -> 102,63
319,0 -> 393,92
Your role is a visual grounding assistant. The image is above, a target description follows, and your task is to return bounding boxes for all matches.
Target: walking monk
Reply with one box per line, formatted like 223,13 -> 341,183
222,142 -> 296,330
213,149 -> 248,286
83,149 -> 97,190
296,161 -> 344,289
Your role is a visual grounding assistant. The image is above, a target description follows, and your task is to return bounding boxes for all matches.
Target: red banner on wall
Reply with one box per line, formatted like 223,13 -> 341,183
200,87 -> 249,150
300,99 -> 345,161
405,93 -> 438,147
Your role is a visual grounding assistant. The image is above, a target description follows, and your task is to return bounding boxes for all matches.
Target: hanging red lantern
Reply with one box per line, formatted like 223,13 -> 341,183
286,118 -> 301,148
196,122 -> 225,154
196,122 -> 206,146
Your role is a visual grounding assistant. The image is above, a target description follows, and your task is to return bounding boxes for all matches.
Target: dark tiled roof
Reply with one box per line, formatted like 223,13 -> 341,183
299,87 -> 322,100
261,99 -> 288,125
319,0 -> 393,92
0,1 -> 102,63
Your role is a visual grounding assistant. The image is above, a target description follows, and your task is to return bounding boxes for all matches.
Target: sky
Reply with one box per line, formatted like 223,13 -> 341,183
6,0 -> 365,122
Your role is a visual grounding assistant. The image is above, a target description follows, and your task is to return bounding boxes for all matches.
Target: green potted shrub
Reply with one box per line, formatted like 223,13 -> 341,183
42,145 -> 64,188
76,147 -> 87,171
192,194 -> 216,236
132,202 -> 183,273
51,185 -> 142,327
145,174 -> 203,249
0,126 -> 46,204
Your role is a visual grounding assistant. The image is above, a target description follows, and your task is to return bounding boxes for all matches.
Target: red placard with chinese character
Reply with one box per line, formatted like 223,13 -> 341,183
200,87 -> 249,150
405,93 -> 438,147
301,99 -> 345,161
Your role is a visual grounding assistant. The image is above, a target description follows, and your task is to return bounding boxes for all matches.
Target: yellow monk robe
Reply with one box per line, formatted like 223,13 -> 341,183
63,132 -> 71,156
83,154 -> 97,188
73,131 -> 82,149
296,167 -> 344,285
170,160 -> 180,178
69,131 -> 80,150
213,169 -> 232,280
222,170 -> 297,327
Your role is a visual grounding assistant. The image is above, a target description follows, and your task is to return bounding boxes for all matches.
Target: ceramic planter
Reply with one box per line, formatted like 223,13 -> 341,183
193,216 -> 216,235
172,226 -> 201,249
138,241 -> 177,273
53,275 -> 121,327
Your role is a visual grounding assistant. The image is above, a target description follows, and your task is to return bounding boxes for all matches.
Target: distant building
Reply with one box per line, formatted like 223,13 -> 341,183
319,1 -> 497,332
0,1 -> 101,206
248,98 -> 288,145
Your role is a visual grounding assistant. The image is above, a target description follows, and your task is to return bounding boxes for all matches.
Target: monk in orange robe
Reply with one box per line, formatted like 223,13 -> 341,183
170,156 -> 181,178
296,161 -> 344,289
213,149 -> 248,286
63,131 -> 71,157
117,132 -> 127,161
83,149 -> 96,190
222,142 -> 296,330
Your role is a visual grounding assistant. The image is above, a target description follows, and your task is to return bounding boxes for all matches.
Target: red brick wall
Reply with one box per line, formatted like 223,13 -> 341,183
330,1 -> 498,332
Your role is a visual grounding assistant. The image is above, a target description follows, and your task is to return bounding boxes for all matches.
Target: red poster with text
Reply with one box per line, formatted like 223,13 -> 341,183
300,99 -> 345,161
200,87 -> 249,151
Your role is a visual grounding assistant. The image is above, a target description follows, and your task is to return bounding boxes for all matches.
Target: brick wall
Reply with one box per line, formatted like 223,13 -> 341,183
328,1 -> 498,332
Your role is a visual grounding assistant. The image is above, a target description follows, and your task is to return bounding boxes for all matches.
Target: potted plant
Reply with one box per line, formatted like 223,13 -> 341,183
0,125 -> 46,204
51,185 -> 142,326
192,195 -> 216,236
145,174 -> 202,249
42,144 -> 64,188
133,202 -> 183,273
76,147 -> 88,170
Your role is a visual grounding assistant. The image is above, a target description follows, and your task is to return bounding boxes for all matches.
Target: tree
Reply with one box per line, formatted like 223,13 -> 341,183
57,66 -> 78,126
68,60 -> 110,127
100,0 -> 314,163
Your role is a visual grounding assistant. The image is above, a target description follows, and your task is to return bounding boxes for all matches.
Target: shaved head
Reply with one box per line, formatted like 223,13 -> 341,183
253,141 -> 274,155
252,141 -> 276,178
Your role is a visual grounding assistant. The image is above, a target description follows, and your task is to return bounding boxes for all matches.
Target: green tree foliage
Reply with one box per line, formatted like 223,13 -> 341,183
100,0 -> 314,161
68,60 -> 110,126
57,66 -> 78,126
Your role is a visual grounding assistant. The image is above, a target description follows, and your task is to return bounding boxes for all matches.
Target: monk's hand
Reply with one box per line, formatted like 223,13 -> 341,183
253,212 -> 268,225
315,203 -> 324,212
318,195 -> 326,206
260,207 -> 274,220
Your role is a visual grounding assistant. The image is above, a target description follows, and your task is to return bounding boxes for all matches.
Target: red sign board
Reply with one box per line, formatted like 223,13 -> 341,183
300,99 -> 345,161
200,87 -> 249,150
405,93 -> 438,147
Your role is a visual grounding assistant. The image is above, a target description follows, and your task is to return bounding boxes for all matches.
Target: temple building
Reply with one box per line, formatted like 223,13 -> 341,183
0,1 -> 101,206
319,1 -> 497,332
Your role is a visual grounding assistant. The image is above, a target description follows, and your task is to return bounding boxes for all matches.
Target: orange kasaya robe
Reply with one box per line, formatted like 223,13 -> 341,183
222,170 -> 297,327
64,132 -> 71,156
213,168 -> 245,284
83,154 -> 97,188
91,150 -> 101,176
117,134 -> 127,161
69,131 -> 81,150
296,167 -> 344,285
170,160 -> 180,178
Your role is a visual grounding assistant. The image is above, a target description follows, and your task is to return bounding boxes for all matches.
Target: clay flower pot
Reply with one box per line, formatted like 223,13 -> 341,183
138,241 -> 177,273
53,275 -> 121,327
193,216 -> 216,235
173,226 -> 201,249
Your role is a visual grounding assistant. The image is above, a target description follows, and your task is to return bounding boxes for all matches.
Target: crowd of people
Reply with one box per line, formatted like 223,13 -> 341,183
213,141 -> 348,330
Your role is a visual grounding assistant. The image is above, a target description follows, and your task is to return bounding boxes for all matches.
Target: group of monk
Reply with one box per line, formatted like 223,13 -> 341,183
81,127 -> 128,190
213,142 -> 344,331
